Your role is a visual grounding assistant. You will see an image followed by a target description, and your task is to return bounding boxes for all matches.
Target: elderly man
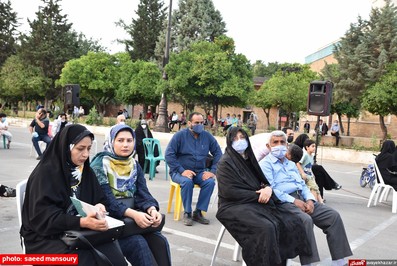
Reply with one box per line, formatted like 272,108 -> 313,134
259,130 -> 352,266
165,112 -> 222,226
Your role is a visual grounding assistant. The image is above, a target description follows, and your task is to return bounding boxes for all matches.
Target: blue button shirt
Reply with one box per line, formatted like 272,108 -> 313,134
165,128 -> 222,175
259,153 -> 315,203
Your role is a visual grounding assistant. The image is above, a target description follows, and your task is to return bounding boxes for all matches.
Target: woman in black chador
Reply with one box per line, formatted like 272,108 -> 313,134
216,127 -> 311,266
20,124 -> 126,265
376,140 -> 397,189
135,119 -> 159,173
294,133 -> 342,199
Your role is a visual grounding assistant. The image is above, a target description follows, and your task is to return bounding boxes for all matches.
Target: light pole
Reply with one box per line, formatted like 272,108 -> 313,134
155,0 -> 172,133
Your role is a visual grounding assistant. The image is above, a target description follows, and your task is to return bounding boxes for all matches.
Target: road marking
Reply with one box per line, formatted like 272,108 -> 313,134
162,227 -> 235,250
319,215 -> 397,265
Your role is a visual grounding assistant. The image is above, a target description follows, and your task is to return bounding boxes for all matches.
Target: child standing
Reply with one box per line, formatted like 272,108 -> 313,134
296,139 -> 324,204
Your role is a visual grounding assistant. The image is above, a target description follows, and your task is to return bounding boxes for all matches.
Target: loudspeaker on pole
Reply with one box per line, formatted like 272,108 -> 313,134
307,81 -> 333,116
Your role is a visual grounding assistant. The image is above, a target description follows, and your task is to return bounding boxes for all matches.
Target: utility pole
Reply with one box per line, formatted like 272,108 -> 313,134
155,0 -> 172,133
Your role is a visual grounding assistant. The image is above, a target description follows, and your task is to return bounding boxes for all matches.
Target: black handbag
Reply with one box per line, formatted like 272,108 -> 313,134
61,228 -> 124,266
61,226 -> 123,249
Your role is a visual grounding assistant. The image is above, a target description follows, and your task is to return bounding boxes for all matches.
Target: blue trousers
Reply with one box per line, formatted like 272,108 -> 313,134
171,171 -> 215,213
32,134 -> 51,156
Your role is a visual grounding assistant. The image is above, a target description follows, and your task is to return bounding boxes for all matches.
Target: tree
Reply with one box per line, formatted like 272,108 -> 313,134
256,64 -> 317,128
0,0 -> 19,67
165,37 -> 252,121
116,58 -> 162,109
117,0 -> 166,61
0,55 -> 48,115
321,63 -> 360,135
252,60 -> 281,78
362,62 -> 397,140
57,52 -> 121,115
18,0 -> 81,105
155,0 -> 226,61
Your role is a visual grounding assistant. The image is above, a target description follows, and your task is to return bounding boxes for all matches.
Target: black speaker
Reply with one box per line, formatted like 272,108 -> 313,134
307,81 -> 333,116
65,84 -> 80,107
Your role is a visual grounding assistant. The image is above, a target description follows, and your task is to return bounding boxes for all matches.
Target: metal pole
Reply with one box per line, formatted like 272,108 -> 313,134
155,0 -> 172,132
313,115 -> 320,164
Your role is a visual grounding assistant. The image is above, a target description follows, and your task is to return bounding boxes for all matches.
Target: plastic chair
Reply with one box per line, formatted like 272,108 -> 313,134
367,159 -> 397,213
142,138 -> 168,180
210,225 -> 245,266
167,179 -> 200,221
16,179 -> 28,253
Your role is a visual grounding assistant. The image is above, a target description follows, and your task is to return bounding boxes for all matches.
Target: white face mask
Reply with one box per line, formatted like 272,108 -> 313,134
141,125 -> 147,129
232,139 -> 248,153
119,121 -> 125,125
270,145 -> 287,159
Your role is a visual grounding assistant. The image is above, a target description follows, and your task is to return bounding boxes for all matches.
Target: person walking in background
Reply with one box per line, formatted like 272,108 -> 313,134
0,113 -> 12,149
135,120 -> 159,173
237,114 -> 243,127
206,112 -> 214,128
216,127 -> 311,266
330,120 -> 340,146
91,125 -> 171,266
315,119 -> 328,136
165,112 -> 222,226
303,120 -> 310,134
247,114 -> 257,136
29,108 -> 51,160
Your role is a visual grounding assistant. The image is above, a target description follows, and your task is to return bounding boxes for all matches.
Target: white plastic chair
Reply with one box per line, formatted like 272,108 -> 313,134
16,179 -> 28,253
367,160 -> 397,213
210,225 -> 245,266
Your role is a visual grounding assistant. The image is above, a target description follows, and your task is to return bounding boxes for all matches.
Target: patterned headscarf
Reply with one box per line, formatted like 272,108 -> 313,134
91,124 -> 138,198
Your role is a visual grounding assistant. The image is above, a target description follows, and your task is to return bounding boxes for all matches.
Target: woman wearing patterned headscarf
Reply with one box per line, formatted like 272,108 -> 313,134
90,124 -> 170,266
20,124 -> 126,265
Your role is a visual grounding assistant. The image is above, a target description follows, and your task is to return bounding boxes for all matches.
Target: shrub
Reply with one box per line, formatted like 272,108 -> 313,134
85,106 -> 103,125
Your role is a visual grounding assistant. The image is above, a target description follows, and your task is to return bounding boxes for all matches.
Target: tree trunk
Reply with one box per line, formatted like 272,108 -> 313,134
338,114 -> 344,135
263,108 -> 270,129
347,116 -> 351,136
379,115 -> 388,140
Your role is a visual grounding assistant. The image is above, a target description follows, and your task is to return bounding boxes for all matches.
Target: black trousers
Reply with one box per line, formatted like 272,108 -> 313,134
312,164 -> 337,197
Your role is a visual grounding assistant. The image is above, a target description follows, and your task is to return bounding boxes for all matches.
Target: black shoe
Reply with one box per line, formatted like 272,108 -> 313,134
183,212 -> 193,226
334,184 -> 342,190
192,211 -> 210,224
1,185 -> 16,197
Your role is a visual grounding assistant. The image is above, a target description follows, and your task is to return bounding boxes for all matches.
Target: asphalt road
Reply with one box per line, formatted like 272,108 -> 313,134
1,125 -> 397,266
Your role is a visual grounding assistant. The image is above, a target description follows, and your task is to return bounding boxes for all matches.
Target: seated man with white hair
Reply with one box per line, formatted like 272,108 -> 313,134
259,130 -> 352,266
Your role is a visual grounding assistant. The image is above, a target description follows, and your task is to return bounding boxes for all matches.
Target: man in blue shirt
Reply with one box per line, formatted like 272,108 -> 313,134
165,112 -> 222,226
259,130 -> 352,266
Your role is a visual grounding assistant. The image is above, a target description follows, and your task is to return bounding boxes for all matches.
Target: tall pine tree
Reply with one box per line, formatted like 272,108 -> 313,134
117,0 -> 166,61
19,0 -> 80,103
155,0 -> 226,61
0,0 -> 19,67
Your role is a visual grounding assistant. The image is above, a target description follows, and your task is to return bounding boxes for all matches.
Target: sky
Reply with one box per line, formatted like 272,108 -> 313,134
10,0 -> 373,64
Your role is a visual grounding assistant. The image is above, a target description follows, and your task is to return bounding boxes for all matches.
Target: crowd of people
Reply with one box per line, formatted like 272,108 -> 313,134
8,108 -> 397,265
